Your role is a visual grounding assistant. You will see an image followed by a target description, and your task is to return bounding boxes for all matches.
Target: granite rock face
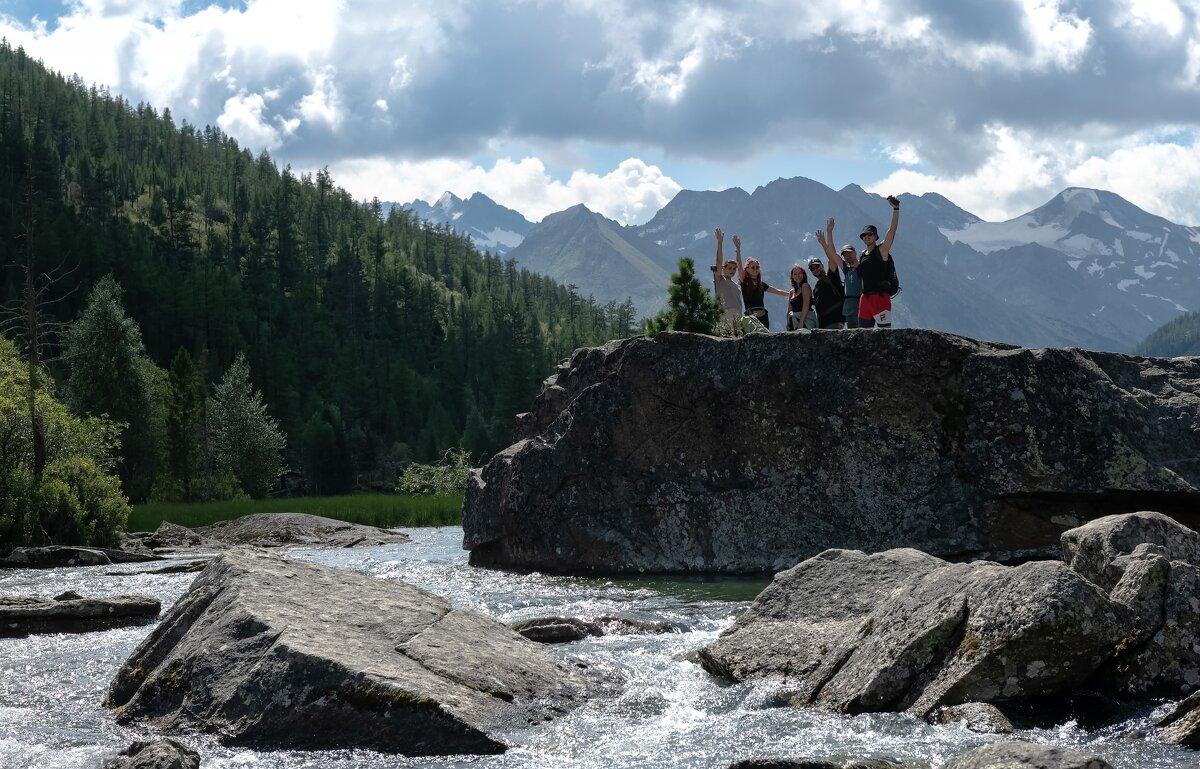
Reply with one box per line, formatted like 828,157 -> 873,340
104,548 -> 590,755
463,330 -> 1200,574
121,514 -> 410,558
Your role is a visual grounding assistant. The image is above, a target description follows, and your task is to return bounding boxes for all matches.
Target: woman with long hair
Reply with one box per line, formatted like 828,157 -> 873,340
786,263 -> 815,331
736,236 -> 791,329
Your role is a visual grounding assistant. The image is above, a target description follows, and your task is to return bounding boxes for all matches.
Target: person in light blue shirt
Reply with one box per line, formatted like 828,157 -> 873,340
816,218 -> 863,328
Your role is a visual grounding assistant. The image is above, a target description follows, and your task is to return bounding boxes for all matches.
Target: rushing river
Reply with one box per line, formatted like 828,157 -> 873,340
1,526 -> 1196,769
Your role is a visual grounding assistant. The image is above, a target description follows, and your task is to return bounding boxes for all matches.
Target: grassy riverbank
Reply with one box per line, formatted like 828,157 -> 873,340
128,493 -> 464,532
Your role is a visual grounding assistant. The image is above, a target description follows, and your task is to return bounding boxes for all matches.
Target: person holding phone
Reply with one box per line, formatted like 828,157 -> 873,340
856,195 -> 901,328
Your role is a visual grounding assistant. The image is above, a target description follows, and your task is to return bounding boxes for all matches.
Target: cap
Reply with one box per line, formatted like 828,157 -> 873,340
860,224 -> 879,239
840,243 -> 857,254
808,258 -> 822,268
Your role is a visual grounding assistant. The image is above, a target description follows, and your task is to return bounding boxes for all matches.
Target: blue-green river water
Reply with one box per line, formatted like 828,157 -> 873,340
1,526 -> 1196,768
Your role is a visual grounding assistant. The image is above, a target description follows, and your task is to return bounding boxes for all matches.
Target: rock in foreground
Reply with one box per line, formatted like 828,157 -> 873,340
464,331 -> 1200,573
943,741 -> 1113,769
102,739 -> 199,769
104,549 -> 590,754
0,592 -> 160,637
700,513 -> 1198,718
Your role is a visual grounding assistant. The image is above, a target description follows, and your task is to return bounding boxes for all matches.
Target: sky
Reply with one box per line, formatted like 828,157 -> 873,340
2,0 -> 1200,226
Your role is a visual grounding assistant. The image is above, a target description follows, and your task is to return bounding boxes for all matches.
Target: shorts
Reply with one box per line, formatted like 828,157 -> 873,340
858,293 -> 892,326
844,314 -> 862,329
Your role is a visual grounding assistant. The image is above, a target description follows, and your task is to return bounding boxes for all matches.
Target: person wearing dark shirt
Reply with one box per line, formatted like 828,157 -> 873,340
786,263 -> 814,331
738,239 -> 791,329
856,195 -> 901,328
808,257 -> 845,329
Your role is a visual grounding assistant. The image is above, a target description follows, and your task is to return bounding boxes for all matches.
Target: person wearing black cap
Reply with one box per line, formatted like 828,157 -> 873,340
855,195 -> 901,328
807,253 -> 844,329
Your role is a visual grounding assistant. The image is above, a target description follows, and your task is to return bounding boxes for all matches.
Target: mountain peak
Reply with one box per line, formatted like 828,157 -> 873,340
435,191 -> 462,210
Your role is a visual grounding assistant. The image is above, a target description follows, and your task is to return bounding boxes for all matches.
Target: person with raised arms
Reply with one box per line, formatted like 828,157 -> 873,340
712,228 -> 743,330
855,194 -> 901,328
816,218 -> 863,328
735,234 -> 791,330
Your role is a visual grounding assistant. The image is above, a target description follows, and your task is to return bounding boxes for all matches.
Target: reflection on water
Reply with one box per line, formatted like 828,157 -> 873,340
0,526 -> 1194,769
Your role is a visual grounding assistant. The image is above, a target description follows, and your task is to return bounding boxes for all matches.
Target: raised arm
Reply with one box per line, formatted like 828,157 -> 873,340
733,234 -> 745,282
715,228 -> 724,273
880,195 -> 900,260
818,217 -> 844,270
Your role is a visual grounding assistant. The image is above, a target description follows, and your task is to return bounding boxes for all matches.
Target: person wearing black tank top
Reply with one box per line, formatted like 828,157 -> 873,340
857,195 -> 901,328
738,244 -> 791,330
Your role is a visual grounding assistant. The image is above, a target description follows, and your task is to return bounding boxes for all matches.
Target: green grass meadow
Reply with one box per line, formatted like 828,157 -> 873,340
129,493 -> 464,533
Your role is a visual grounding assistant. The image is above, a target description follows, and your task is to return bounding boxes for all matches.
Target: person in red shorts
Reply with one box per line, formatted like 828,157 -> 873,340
857,194 -> 901,328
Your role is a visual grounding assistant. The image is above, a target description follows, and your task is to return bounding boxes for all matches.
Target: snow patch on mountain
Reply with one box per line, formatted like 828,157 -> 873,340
941,217 -> 1067,253
1118,279 -> 1140,291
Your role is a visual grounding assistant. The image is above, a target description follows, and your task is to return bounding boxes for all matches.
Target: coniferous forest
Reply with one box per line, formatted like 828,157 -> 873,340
0,41 -> 637,521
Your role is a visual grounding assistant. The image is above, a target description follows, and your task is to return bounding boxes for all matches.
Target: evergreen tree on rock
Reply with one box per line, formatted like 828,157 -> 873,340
645,257 -> 722,337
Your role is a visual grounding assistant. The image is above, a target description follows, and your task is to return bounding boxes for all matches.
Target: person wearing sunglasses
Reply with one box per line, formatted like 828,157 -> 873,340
736,237 -> 790,330
816,218 -> 862,328
712,228 -> 743,329
855,195 -> 901,328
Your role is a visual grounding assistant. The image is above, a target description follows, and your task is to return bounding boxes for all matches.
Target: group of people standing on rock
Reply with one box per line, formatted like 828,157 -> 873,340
713,195 -> 901,332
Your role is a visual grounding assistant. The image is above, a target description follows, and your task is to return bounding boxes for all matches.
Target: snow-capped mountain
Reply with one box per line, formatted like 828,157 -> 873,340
397,192 -> 534,256
942,188 -> 1200,329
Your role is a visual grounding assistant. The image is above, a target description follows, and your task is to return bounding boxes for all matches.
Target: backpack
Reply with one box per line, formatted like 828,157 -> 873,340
885,256 -> 901,297
739,315 -> 769,334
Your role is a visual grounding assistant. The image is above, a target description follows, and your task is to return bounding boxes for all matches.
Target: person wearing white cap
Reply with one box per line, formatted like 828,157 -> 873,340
816,218 -> 863,328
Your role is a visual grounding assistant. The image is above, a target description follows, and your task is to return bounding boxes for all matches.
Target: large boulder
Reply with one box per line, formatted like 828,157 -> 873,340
104,548 -> 590,755
943,742 -> 1113,769
1155,690 -> 1200,748
700,540 -> 1156,717
0,592 -> 160,637
463,330 -> 1200,574
1061,512 -> 1200,699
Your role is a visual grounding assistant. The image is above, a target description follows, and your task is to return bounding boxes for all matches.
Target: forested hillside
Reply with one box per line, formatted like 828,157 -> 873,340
1135,310 -> 1200,357
0,41 -> 636,501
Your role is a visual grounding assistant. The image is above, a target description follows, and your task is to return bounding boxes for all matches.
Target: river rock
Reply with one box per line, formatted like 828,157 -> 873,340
104,548 -> 590,754
930,702 -> 1015,734
727,760 -> 902,769
1061,513 -> 1200,699
102,739 -> 200,769
700,542 -> 1152,717
942,741 -> 1113,769
1156,690 -> 1200,748
0,593 -> 161,637
513,615 -> 676,643
463,331 -> 1200,574
194,512 -> 411,548
0,545 -> 158,569
698,548 -> 947,682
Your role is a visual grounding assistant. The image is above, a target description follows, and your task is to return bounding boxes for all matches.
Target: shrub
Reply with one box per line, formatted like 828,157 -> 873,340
396,448 -> 472,495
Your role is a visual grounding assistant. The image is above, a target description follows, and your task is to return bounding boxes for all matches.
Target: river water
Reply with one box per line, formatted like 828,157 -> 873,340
1,526 -> 1196,769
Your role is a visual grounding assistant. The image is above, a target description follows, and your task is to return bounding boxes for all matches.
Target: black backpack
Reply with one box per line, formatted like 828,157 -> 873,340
885,256 -> 901,297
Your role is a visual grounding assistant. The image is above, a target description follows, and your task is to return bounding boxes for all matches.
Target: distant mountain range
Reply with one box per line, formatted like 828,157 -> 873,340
394,192 -> 533,256
399,181 -> 1200,351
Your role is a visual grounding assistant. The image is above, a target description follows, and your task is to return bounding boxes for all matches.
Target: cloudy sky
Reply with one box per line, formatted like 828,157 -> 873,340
2,0 -> 1199,225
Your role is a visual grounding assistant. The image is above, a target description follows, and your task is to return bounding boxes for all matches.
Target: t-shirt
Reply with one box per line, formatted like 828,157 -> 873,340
714,274 -> 742,318
841,266 -> 862,317
741,279 -> 770,311
812,270 -> 845,325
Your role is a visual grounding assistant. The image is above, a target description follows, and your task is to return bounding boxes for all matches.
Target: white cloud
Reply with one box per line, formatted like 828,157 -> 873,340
298,67 -> 343,128
216,92 -> 282,150
868,126 -> 1200,224
1116,0 -> 1186,36
330,156 -> 680,225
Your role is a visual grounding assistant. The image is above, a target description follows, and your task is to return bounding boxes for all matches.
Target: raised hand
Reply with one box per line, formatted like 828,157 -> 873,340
715,227 -> 724,243
886,195 -> 900,209
826,217 -> 836,232
732,234 -> 742,252
816,230 -> 827,245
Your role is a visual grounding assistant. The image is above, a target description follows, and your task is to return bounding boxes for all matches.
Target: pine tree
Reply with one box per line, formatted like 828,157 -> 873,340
209,354 -> 286,498
645,258 -> 722,337
164,347 -> 206,498
61,275 -> 163,500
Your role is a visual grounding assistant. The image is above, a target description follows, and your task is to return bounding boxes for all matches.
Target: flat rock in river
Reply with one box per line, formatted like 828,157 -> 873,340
0,593 -> 161,637
0,545 -> 159,569
943,741 -> 1113,769
194,512 -> 410,548
102,739 -> 200,769
104,548 -> 590,754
